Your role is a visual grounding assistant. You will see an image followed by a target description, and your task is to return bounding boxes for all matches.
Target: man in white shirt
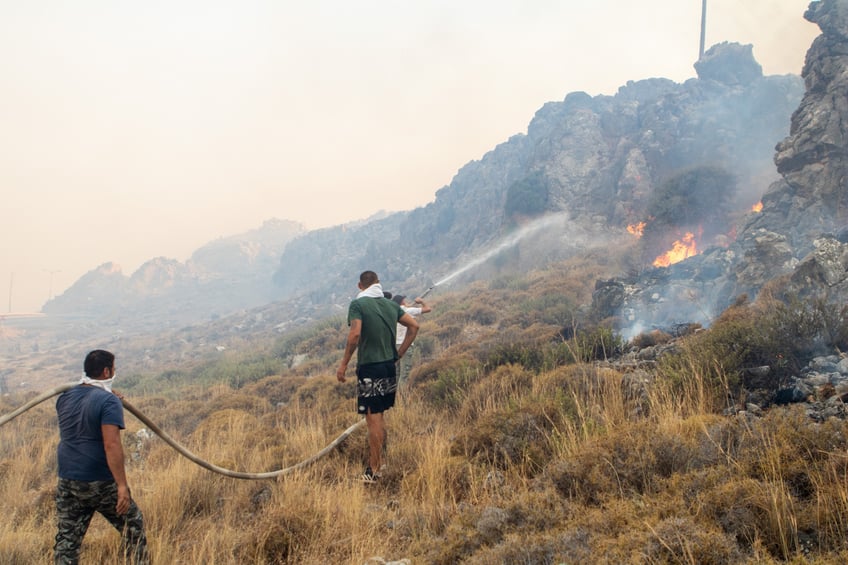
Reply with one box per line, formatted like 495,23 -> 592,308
392,294 -> 432,386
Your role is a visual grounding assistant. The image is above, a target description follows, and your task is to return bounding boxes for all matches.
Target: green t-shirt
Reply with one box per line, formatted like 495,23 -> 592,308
347,296 -> 404,366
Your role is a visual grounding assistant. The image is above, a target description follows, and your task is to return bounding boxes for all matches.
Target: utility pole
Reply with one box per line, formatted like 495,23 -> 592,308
44,269 -> 61,301
699,0 -> 707,60
8,273 -> 12,313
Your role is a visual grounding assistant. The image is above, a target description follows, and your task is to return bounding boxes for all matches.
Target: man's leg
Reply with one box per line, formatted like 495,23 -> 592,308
54,479 -> 97,565
95,482 -> 150,565
365,410 -> 385,474
398,349 -> 412,388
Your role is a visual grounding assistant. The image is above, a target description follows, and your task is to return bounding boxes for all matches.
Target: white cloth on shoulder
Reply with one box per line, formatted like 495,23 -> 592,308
356,283 -> 385,299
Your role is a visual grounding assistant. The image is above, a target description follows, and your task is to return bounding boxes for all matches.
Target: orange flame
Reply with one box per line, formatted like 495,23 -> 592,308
752,201 -> 763,213
652,232 -> 697,267
627,221 -> 646,238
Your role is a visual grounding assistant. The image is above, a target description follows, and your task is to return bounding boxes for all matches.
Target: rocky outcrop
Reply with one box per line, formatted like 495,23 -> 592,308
730,0 -> 848,301
273,42 -> 803,304
747,0 -> 848,256
693,42 -> 762,85
601,0 -> 848,335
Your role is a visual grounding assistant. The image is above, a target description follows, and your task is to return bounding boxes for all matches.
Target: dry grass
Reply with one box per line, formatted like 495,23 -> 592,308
4,259 -> 848,563
5,362 -> 848,564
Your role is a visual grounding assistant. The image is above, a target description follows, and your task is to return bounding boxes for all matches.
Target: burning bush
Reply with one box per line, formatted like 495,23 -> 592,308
640,166 -> 737,266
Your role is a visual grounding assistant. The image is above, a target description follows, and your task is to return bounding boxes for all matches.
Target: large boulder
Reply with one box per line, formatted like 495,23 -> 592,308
694,42 -> 763,86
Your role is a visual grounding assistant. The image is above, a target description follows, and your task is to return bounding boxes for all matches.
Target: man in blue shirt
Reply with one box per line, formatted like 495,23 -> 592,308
54,349 -> 149,564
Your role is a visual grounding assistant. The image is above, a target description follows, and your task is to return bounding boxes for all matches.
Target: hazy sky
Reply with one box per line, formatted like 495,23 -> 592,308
1,0 -> 819,313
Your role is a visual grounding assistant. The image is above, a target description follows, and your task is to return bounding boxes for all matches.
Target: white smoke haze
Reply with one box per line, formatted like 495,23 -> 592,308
0,0 -> 819,313
620,285 -> 716,342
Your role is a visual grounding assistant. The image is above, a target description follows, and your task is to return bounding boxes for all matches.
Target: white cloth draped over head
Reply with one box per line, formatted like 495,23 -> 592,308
357,283 -> 385,299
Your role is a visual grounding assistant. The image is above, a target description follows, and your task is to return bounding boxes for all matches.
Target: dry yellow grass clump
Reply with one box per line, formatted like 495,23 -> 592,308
3,258 -> 848,563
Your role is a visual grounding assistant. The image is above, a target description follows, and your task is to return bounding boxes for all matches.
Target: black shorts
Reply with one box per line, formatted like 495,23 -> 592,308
356,360 -> 397,414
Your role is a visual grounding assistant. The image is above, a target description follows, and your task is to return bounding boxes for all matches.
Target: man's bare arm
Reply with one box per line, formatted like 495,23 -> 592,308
414,297 -> 432,314
102,424 -> 131,515
337,319 -> 362,382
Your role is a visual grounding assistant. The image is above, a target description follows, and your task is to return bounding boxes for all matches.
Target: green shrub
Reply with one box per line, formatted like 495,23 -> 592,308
570,326 -> 623,362
410,333 -> 437,359
470,305 -> 498,326
272,315 -> 345,358
516,293 -> 575,326
505,172 -> 549,220
646,166 -> 735,233
416,356 -> 479,411
658,293 -> 848,403
483,340 -> 575,373
489,274 -> 530,292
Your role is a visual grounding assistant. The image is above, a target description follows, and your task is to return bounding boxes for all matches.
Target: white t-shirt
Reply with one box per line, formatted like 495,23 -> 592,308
396,306 -> 423,345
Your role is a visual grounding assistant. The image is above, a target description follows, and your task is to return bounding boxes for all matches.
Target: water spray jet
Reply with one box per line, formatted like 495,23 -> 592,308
421,213 -> 570,295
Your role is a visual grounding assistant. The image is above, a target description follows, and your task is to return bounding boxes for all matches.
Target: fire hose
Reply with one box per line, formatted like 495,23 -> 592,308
417,285 -> 435,300
0,382 -> 365,480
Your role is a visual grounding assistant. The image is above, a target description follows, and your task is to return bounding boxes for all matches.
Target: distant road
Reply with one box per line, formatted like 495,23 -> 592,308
0,312 -> 45,320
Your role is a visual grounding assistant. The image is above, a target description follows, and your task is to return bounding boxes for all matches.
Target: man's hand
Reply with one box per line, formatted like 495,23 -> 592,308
116,484 -> 132,515
338,319 -> 361,383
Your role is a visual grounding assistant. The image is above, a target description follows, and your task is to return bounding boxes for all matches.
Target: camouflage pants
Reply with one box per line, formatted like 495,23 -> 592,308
54,478 -> 150,565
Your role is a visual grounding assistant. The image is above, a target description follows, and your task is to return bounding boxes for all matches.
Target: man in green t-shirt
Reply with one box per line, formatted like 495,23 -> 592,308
337,270 -> 419,482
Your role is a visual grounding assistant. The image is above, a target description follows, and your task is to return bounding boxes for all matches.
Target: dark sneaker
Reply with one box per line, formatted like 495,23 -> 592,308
361,467 -> 381,483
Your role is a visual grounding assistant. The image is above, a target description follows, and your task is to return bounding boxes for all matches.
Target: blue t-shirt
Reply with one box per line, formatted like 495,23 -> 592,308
56,385 -> 125,481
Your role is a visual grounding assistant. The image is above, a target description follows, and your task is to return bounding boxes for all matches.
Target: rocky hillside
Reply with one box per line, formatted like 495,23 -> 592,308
23,2 -> 842,347
41,35 -> 810,332
271,41 -> 804,307
41,219 -> 304,330
600,0 -> 848,338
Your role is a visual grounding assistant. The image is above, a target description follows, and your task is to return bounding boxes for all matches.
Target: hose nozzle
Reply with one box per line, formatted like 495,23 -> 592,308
418,285 -> 435,299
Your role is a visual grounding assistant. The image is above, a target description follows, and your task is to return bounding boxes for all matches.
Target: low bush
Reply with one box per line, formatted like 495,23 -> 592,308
451,400 -> 556,475
570,325 -> 624,362
657,292 -> 848,405
415,355 -> 479,411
